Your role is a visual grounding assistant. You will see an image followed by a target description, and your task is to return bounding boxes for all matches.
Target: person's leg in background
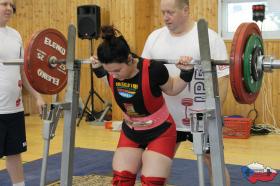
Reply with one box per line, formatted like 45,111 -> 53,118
6,154 -> 25,186
204,154 -> 231,186
175,131 -> 231,186
2,112 -> 27,186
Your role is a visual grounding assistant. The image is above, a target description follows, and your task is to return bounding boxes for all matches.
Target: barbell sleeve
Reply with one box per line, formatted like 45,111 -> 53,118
272,60 -> 280,69
262,56 -> 280,72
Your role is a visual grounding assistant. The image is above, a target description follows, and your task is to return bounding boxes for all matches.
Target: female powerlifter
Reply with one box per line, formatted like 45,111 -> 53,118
92,25 -> 194,186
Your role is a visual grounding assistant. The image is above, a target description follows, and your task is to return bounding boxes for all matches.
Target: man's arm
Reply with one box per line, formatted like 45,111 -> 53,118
218,75 -> 229,106
20,67 -> 45,114
211,32 -> 229,106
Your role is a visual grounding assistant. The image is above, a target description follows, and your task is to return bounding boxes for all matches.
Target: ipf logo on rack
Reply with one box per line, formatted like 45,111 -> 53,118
241,162 -> 278,184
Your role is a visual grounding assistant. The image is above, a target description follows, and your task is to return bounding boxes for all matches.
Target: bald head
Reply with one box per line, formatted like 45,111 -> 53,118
176,0 -> 189,9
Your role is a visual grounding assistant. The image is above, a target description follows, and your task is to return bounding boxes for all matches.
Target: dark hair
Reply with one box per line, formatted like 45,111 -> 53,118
97,25 -> 131,64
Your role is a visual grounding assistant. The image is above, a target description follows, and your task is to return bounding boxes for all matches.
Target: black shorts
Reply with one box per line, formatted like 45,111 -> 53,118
0,112 -> 27,158
176,131 -> 210,153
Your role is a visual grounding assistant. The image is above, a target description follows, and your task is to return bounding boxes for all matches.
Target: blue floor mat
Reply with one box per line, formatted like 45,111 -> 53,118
0,148 -> 279,186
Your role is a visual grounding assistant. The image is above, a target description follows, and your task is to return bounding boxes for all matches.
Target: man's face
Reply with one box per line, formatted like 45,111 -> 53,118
160,0 -> 188,34
0,0 -> 14,26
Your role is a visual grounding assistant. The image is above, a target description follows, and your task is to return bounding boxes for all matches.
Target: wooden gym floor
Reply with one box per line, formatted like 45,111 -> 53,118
1,115 -> 280,172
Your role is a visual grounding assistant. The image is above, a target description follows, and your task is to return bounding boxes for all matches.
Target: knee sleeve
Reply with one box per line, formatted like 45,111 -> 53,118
141,175 -> 166,186
112,170 -> 136,186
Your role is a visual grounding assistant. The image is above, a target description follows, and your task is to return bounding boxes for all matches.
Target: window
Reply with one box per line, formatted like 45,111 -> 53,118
219,0 -> 280,40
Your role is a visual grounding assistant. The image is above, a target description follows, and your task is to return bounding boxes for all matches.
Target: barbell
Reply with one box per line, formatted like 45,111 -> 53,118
1,23 -> 279,104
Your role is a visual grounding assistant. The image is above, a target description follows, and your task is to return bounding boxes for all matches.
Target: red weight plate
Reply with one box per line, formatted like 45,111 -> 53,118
230,23 -> 262,104
24,29 -> 67,94
230,23 -> 245,103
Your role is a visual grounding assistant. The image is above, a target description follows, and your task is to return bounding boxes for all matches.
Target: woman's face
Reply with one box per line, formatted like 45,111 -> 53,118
102,61 -> 136,81
0,0 -> 14,27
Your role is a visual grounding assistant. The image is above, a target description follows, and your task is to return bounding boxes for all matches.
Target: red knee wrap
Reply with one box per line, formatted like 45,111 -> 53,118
112,170 -> 136,186
141,175 -> 166,186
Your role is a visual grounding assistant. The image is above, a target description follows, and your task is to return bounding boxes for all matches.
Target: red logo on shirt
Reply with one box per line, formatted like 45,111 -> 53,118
16,98 -> 21,107
18,80 -> 23,88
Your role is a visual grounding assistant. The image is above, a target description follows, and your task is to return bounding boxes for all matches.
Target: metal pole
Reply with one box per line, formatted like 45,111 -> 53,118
197,19 -> 226,186
89,40 -> 95,120
191,113 -> 206,186
97,102 -> 112,122
60,24 -> 80,186
40,120 -> 52,186
197,154 -> 205,186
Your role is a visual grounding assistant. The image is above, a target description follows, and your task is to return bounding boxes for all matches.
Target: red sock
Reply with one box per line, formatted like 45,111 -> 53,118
112,170 -> 136,186
141,175 -> 166,186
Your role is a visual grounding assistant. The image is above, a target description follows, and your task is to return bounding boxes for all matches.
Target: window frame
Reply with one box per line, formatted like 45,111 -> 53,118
218,0 -> 280,40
